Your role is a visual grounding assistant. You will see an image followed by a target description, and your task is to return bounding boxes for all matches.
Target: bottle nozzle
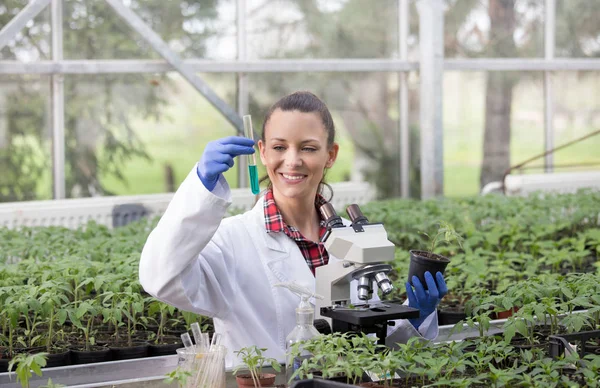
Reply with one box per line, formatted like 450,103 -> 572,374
274,282 -> 324,308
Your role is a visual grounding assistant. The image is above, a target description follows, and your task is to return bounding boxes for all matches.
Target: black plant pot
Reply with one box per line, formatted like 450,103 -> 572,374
148,337 -> 183,357
0,358 -> 9,373
408,250 -> 450,290
438,309 -> 467,326
45,349 -> 71,368
70,346 -> 112,365
110,341 -> 148,360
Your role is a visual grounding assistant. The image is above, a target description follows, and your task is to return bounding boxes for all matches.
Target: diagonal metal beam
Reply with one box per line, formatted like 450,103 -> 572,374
0,0 -> 52,52
104,0 -> 243,134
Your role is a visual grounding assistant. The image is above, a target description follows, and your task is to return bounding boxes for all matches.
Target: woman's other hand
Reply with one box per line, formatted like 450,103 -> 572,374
405,271 -> 448,330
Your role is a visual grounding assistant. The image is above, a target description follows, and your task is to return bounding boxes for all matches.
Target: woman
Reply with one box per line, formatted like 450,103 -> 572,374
139,91 -> 447,367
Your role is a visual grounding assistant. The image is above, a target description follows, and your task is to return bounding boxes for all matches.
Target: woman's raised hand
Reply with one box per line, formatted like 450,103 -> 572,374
197,136 -> 255,191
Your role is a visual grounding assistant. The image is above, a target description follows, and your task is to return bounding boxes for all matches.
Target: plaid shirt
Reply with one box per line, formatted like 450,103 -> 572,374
263,189 -> 329,275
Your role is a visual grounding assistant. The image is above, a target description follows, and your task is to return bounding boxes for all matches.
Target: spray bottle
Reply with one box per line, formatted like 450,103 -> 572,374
274,282 -> 323,386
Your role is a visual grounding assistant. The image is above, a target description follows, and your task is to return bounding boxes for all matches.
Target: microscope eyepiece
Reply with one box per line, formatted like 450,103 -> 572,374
346,204 -> 369,225
319,203 -> 344,229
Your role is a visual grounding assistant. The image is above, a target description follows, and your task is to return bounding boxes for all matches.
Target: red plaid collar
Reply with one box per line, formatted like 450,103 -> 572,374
263,188 -> 330,275
263,188 -> 327,237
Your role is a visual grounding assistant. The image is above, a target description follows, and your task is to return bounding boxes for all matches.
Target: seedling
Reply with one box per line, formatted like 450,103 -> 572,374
420,221 -> 464,257
164,367 -> 192,388
232,345 -> 281,387
8,352 -> 47,388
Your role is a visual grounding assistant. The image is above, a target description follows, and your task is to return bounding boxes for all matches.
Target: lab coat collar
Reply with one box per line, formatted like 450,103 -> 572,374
247,194 -> 315,289
249,194 -> 287,253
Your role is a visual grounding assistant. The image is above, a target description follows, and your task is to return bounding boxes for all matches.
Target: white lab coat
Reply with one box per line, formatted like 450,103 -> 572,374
139,167 -> 438,368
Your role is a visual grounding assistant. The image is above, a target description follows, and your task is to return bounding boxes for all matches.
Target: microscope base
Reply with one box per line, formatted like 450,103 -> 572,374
320,302 -> 420,346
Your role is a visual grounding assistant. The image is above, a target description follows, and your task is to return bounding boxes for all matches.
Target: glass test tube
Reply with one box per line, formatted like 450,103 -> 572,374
243,115 -> 260,195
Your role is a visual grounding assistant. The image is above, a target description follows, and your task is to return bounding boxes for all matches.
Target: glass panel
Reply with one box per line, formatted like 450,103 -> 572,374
552,72 -> 600,170
246,71 -> 420,200
555,0 -> 600,57
0,1 -> 51,61
63,72 -> 236,197
444,71 -> 544,197
246,0 -> 399,59
0,75 -> 52,202
408,0 -> 420,62
445,0 -> 544,58
64,0 -> 159,59
63,0 -> 231,60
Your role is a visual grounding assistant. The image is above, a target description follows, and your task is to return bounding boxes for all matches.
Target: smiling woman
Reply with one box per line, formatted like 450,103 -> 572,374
138,90 -> 445,368
257,92 -> 339,242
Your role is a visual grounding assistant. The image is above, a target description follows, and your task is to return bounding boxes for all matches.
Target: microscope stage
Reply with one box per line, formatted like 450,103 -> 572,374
320,302 -> 420,326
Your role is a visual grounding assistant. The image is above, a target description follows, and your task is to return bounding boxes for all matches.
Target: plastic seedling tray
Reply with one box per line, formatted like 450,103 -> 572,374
549,329 -> 600,358
292,379 -> 357,388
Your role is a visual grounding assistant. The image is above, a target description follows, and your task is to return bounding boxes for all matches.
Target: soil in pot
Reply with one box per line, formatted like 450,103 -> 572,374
134,330 -> 157,342
70,345 -> 112,364
236,373 -> 276,387
13,345 -> 46,355
109,341 -> 149,360
408,250 -> 450,290
148,335 -> 183,357
95,332 -> 117,346
165,323 -> 188,337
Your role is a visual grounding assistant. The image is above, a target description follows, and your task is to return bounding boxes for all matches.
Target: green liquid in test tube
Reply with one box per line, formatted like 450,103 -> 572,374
243,115 -> 260,195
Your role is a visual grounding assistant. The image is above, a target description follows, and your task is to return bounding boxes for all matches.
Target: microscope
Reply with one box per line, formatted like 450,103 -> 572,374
314,203 -> 419,345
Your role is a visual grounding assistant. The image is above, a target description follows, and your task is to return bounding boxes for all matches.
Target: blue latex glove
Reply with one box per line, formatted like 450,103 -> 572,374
405,271 -> 448,330
196,136 -> 255,191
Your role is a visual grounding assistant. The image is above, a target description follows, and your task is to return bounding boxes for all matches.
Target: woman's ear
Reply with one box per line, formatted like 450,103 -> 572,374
258,139 -> 267,165
325,143 -> 339,168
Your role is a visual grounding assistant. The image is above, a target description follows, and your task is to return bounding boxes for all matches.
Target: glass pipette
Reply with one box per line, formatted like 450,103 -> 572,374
243,115 -> 260,195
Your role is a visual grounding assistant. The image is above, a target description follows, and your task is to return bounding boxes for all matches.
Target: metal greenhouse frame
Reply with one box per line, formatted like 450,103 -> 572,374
1,0 -> 600,199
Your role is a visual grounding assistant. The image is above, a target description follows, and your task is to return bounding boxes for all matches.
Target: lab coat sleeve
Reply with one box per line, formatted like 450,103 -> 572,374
353,282 -> 439,347
385,298 -> 439,349
139,167 -> 238,318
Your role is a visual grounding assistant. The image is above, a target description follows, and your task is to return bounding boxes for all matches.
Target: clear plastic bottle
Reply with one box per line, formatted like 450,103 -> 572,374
285,295 -> 321,385
274,282 -> 322,387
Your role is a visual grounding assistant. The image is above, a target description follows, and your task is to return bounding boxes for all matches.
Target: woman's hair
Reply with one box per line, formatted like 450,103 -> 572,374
259,91 -> 335,200
261,91 -> 336,148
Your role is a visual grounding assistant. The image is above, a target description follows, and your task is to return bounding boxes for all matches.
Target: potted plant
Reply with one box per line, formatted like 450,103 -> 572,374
408,221 -> 463,290
232,345 -> 281,387
67,299 -> 111,365
146,299 -> 182,356
101,289 -> 148,360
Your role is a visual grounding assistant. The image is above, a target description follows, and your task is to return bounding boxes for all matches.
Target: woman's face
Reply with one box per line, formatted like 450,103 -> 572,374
258,109 -> 338,201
